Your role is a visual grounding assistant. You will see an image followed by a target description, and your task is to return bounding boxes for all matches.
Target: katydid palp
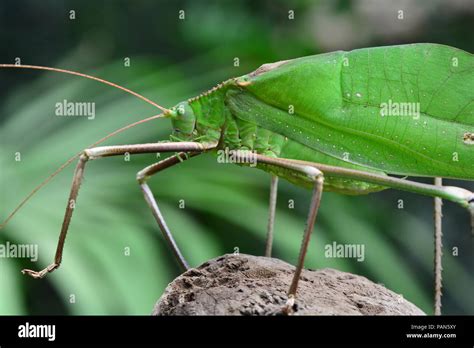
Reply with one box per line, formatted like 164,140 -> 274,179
1,43 -> 473,314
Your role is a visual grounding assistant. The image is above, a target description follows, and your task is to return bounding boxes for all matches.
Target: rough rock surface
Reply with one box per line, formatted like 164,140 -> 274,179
153,254 -> 425,316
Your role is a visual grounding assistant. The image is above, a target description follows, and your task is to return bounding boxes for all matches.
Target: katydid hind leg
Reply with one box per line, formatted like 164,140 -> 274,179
258,155 -> 457,314
137,152 -> 202,271
22,142 -> 212,279
265,175 -> 279,257
270,157 -> 474,211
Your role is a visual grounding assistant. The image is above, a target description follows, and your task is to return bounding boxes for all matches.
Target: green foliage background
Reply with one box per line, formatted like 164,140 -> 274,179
1,0 -> 473,315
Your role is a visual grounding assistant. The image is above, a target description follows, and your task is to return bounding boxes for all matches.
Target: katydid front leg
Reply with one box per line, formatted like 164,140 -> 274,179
22,142 -> 214,279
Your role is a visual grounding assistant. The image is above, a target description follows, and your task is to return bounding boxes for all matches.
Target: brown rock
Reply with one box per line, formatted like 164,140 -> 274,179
153,253 -> 425,316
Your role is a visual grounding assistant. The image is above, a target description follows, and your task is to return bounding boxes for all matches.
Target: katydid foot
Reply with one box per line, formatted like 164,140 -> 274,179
281,295 -> 296,315
22,263 -> 59,279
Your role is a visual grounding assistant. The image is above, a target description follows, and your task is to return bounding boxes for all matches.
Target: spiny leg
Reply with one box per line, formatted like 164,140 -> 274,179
265,175 -> 279,257
22,142 -> 212,279
434,177 -> 443,315
232,151 -> 474,314
256,155 -> 472,314
232,151 -> 324,314
137,152 -> 200,271
261,158 -> 474,237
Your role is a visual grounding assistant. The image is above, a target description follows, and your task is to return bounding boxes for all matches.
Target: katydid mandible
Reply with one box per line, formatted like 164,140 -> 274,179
1,43 -> 473,314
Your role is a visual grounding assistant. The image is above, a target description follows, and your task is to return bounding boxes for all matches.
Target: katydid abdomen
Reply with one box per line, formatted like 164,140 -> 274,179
170,43 -> 473,194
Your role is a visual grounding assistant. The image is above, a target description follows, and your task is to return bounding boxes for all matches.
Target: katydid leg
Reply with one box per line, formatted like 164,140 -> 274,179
253,154 -> 324,313
232,151 -> 324,314
265,158 -> 474,209
234,151 -> 474,314
137,152 -> 201,271
22,153 -> 88,279
434,177 -> 443,315
265,176 -> 279,257
22,142 -> 212,279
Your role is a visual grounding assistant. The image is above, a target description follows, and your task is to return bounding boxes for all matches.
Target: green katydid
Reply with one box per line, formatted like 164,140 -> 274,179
1,43 -> 473,314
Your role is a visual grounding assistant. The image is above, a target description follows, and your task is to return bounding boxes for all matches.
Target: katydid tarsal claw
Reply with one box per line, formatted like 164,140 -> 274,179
1,43 -> 473,315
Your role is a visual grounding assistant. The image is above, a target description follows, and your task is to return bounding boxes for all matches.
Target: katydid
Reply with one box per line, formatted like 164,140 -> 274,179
1,43 -> 473,315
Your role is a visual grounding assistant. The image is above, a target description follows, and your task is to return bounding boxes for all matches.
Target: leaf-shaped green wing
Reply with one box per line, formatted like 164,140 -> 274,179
237,44 -> 474,179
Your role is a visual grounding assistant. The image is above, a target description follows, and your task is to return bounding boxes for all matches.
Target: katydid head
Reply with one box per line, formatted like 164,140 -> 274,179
167,101 -> 197,140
